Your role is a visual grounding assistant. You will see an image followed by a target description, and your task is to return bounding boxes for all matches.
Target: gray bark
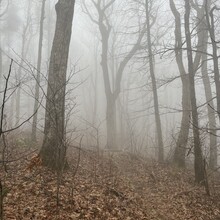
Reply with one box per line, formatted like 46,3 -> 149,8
170,0 -> 190,167
31,0 -> 46,142
39,0 -> 75,170
145,0 -> 164,162
185,0 -> 205,183
205,2 -> 220,121
196,0 -> 217,169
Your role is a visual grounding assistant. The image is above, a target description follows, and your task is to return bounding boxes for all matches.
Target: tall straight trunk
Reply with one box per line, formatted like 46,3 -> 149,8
0,46 -> 2,107
39,0 -> 75,169
47,0 -> 52,60
92,39 -> 99,125
145,0 -> 164,162
185,0 -> 205,183
202,52 -> 217,168
16,1 -> 32,126
31,0 -> 46,142
15,46 -> 25,126
198,0 -> 217,169
205,2 -> 220,121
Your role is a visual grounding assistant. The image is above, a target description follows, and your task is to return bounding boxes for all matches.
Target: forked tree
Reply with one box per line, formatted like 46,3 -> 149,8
170,0 -> 216,168
39,0 -> 75,170
82,0 -> 145,149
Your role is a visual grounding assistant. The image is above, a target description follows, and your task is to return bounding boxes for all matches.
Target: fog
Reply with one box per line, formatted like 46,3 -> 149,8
0,0 -> 220,165
1,0 -> 220,219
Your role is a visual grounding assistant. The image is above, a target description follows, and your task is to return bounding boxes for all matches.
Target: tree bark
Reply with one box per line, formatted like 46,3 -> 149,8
32,0 -> 46,142
185,0 -> 205,183
145,0 -> 164,162
39,0 -> 75,170
170,0 -> 190,167
197,0 -> 217,169
205,3 -> 220,121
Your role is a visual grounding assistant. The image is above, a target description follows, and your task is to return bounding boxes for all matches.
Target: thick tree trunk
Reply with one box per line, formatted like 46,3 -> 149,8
39,0 -> 75,170
185,0 -> 205,183
32,0 -> 46,142
146,0 -> 164,162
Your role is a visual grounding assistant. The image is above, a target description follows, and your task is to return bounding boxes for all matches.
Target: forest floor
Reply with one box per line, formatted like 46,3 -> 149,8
1,145 -> 220,220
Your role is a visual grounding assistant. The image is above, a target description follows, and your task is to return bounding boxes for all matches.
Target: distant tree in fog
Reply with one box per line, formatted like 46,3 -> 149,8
144,0 -> 164,162
82,0 -> 145,150
31,0 -> 46,143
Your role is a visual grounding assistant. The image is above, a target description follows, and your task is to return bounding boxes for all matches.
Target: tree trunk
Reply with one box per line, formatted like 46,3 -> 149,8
185,0 -> 205,183
205,2 -> 220,121
170,0 -> 191,167
0,45 -> 2,108
106,95 -> 117,149
99,21 -> 115,149
15,1 -> 32,126
15,42 -> 25,126
199,1 -> 217,169
202,52 -> 217,169
83,0 -> 145,150
145,0 -> 164,162
173,78 -> 190,167
39,0 -> 75,170
32,0 -> 46,142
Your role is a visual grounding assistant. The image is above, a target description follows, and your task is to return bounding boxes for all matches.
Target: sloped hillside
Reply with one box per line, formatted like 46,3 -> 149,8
1,148 -> 220,219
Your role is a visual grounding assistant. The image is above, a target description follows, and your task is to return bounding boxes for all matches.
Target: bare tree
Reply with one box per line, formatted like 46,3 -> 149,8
145,0 -> 164,162
0,0 -> 10,108
185,0 -> 205,183
205,1 -> 220,122
192,0 -> 217,169
169,0 -> 191,167
31,0 -> 46,142
169,0 -> 216,168
39,0 -> 75,169
15,0 -> 33,126
82,0 -> 145,149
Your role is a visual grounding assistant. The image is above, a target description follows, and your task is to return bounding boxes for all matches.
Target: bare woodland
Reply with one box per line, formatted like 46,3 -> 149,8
0,0 -> 220,219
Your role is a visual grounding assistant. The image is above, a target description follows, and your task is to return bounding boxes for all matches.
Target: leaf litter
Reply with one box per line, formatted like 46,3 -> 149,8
0,148 -> 220,220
